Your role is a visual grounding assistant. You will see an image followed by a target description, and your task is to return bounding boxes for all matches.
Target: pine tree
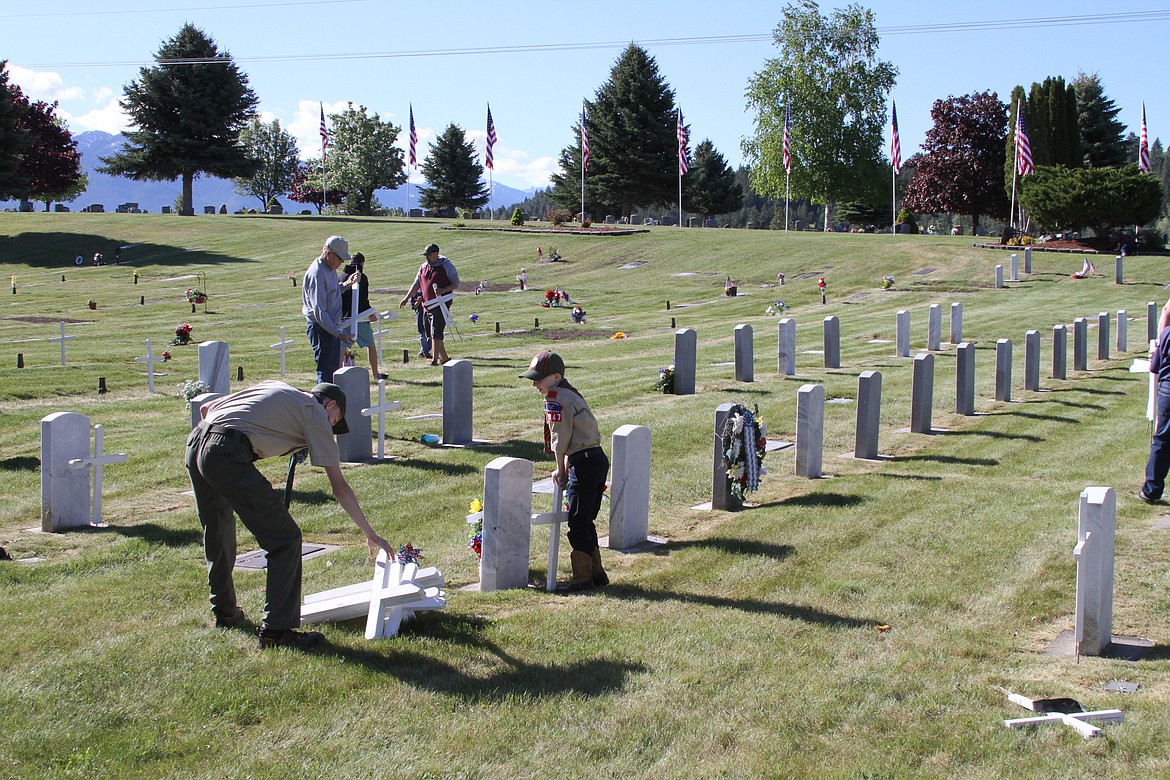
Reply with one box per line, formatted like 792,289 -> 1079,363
233,118 -> 300,211
551,44 -> 677,219
1073,72 -> 1128,167
418,123 -> 489,214
682,139 -> 743,222
99,24 -> 259,216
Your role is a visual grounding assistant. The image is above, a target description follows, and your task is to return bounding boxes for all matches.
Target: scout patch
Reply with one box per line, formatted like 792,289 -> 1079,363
545,399 -> 562,422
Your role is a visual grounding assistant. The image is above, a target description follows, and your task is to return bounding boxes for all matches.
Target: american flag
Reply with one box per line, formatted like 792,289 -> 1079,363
485,104 -> 496,171
408,104 -> 417,170
677,108 -> 688,175
1140,102 -> 1150,173
783,102 -> 791,176
890,101 -> 901,175
319,103 -> 328,160
581,102 -> 590,171
1015,106 -> 1034,176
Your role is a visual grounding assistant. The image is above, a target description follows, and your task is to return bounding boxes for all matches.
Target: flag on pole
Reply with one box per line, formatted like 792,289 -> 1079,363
408,104 -> 417,170
581,103 -> 590,171
1140,102 -> 1150,173
677,108 -> 688,174
319,103 -> 328,160
485,104 -> 496,171
1015,107 -> 1034,176
783,102 -> 791,176
890,101 -> 901,175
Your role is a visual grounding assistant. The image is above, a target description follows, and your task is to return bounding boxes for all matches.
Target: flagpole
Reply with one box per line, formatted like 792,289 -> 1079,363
580,101 -> 587,222
1010,99 -> 1020,231
891,167 -> 897,236
785,173 -> 790,233
579,151 -> 585,222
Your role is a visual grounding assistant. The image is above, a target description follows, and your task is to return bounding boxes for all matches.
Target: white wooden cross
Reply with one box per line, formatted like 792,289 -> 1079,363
339,285 -> 379,338
67,424 -> 128,525
422,291 -> 457,333
300,549 -> 445,639
531,484 -> 566,592
49,321 -> 75,366
134,338 -> 166,394
373,309 -> 396,357
270,326 -> 296,378
1003,692 -> 1123,739
360,379 -> 401,460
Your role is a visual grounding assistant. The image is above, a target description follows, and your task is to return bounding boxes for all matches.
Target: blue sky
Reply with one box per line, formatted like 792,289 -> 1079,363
4,0 -> 1166,191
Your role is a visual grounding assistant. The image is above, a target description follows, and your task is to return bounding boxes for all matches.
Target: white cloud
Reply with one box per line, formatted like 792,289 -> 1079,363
8,66 -> 85,102
66,97 -> 130,134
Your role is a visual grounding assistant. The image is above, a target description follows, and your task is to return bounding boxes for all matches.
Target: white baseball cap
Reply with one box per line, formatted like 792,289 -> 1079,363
323,235 -> 351,262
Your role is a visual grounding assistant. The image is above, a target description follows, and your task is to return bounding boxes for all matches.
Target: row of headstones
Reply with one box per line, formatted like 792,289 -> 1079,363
670,301 -> 1154,391
474,425 -> 651,592
993,251 -> 1127,288
40,359 -> 476,531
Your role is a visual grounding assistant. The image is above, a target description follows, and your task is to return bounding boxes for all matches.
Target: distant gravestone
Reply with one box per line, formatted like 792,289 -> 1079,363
996,265 -> 1004,289
334,366 -> 372,463
1117,310 -> 1128,353
442,359 -> 474,445
927,304 -> 941,351
734,324 -> 754,382
1115,256 -> 1123,285
608,425 -> 651,550
161,205 -> 171,214
673,328 -> 697,395
823,316 -> 840,368
777,318 -> 796,376
1024,246 -> 1032,274
896,310 -> 910,357
1053,324 -> 1068,380
198,341 -> 231,395
1073,486 -> 1116,657
1148,301 -> 1158,343
1025,330 -> 1040,392
204,206 -> 215,215
950,302 -> 963,344
795,384 -> 824,478
854,370 -> 882,459
1073,318 -> 1088,371
41,412 -> 93,532
910,353 -> 934,433
956,342 -> 975,415
996,339 -> 1013,402
478,457 -> 533,592
1009,253 -> 1020,281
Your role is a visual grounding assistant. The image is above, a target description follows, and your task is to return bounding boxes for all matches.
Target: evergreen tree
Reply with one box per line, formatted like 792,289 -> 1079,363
0,61 -> 32,199
743,1 -> 897,228
328,103 -> 406,216
233,117 -> 300,211
904,91 -> 1009,235
1020,164 -> 1162,236
99,24 -> 258,216
1025,76 -> 1080,168
683,139 -> 743,222
550,44 -> 678,219
418,123 -> 489,214
1073,72 -> 1128,167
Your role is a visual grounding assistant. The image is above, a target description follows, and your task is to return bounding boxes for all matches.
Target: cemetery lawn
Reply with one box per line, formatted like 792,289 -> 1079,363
1,213 -> 1169,778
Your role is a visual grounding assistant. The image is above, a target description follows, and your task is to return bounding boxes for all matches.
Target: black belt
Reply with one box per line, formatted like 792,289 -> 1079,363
568,446 -> 603,466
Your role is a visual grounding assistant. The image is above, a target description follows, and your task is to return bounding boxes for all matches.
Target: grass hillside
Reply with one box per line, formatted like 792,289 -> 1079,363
0,213 -> 1167,778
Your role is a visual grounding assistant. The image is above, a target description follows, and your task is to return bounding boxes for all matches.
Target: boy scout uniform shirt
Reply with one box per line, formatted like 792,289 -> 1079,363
545,383 -> 600,456
203,380 -> 341,468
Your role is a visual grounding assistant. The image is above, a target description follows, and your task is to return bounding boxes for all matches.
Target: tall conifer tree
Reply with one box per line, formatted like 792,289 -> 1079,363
418,123 -> 489,214
1072,72 -> 1128,168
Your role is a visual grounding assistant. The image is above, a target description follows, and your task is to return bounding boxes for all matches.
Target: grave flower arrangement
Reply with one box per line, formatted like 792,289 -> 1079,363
542,287 -> 571,307
185,288 -> 207,304
397,544 -> 422,565
611,331 -> 625,340
162,350 -> 172,362
882,275 -> 895,289
468,313 -> 479,323
570,305 -> 586,324
656,364 -> 675,394
466,498 -> 484,559
721,403 -> 767,501
765,300 -> 787,316
179,379 -> 211,408
171,323 -> 193,345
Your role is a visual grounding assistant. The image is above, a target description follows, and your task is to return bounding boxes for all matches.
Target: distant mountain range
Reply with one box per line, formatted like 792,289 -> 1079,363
3,131 -> 535,214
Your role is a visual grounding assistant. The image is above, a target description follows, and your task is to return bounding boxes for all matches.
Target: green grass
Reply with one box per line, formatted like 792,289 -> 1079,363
1,213 -> 1168,778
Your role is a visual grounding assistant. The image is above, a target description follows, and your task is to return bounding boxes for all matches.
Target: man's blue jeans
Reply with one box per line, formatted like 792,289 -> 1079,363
1142,383 -> 1170,498
307,320 -> 340,383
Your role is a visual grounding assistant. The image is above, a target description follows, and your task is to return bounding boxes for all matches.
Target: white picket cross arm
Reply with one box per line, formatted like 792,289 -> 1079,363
531,484 -> 566,592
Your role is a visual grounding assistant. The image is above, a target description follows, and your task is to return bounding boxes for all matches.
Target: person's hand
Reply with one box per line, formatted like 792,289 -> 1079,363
552,469 -> 568,487
399,297 -> 408,307
340,333 -> 355,345
366,532 -> 394,560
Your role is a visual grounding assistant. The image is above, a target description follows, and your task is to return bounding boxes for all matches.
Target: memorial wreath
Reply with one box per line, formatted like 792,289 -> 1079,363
721,403 -> 767,500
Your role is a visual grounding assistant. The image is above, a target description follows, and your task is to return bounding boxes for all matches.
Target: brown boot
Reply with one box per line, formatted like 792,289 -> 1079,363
558,550 -> 596,593
590,548 -> 609,588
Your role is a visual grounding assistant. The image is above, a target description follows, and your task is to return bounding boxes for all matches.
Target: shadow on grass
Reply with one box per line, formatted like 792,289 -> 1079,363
1047,386 -> 1126,396
878,472 -> 943,481
607,582 -> 877,629
655,537 -> 795,560
111,522 -> 202,547
1036,398 -> 1106,411
946,429 -> 1044,442
0,233 -> 254,270
0,456 -> 39,471
288,488 -> 333,506
471,439 -> 549,461
996,410 -> 1080,424
319,612 -> 646,699
893,454 -> 998,467
387,458 -> 479,476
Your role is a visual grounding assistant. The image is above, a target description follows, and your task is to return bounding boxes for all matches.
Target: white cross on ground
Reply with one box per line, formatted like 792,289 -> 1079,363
134,338 -> 166,393
67,424 -> 127,525
49,321 -> 75,366
361,379 -> 400,460
423,291 -> 457,334
270,326 -> 296,377
531,484 -> 566,592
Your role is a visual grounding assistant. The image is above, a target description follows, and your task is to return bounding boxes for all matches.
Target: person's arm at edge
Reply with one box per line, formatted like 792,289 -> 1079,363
324,466 -> 394,559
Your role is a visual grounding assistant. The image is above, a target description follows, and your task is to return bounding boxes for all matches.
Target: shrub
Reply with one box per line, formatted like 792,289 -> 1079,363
896,208 -> 918,235
547,209 -> 572,226
510,207 -> 525,226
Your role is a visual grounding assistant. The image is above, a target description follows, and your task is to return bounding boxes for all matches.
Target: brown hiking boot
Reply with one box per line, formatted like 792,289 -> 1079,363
591,548 -> 609,588
213,605 -> 245,628
557,550 -> 597,593
257,627 -> 325,650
